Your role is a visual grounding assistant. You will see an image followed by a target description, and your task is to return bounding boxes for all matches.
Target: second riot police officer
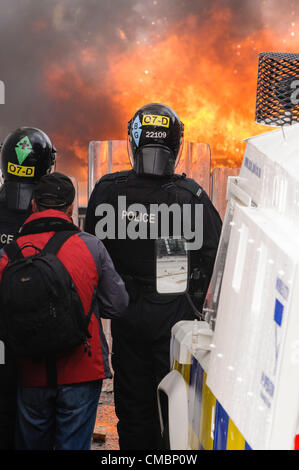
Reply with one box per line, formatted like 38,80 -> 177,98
85,103 -> 222,450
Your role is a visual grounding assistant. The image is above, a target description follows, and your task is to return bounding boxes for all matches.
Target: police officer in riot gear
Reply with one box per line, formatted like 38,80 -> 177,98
0,127 -> 56,449
85,103 -> 222,450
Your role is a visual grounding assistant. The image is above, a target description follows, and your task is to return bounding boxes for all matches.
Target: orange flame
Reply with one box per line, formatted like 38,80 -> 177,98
107,12 -> 281,168
43,9 -> 299,205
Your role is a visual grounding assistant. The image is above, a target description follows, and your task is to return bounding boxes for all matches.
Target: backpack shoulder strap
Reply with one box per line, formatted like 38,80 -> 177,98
3,230 -> 77,260
3,240 -> 24,261
42,231 -> 78,255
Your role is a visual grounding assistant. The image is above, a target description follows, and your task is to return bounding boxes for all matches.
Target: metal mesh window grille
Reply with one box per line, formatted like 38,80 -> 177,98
255,52 -> 299,126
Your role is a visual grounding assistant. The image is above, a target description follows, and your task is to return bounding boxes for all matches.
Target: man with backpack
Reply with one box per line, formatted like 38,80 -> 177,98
0,171 -> 129,450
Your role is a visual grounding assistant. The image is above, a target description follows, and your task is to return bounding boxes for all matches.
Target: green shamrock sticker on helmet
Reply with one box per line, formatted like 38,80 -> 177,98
15,136 -> 32,165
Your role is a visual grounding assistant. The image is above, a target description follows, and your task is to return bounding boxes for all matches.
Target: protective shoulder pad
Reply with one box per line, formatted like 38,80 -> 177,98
173,174 -> 204,200
96,170 -> 131,185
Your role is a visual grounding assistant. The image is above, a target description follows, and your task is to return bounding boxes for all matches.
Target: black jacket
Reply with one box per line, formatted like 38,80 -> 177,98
85,170 -> 222,313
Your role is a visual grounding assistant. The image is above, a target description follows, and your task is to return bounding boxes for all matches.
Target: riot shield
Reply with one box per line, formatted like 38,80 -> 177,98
69,176 -> 79,227
88,140 -> 211,196
88,140 -> 130,197
211,167 -> 240,220
204,167 -> 240,329
176,142 -> 211,195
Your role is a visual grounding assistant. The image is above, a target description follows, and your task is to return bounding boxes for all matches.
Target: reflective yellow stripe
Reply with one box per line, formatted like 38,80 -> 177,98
182,363 -> 191,386
226,418 -> 245,450
175,357 -> 247,450
173,357 -> 191,386
199,372 -> 216,450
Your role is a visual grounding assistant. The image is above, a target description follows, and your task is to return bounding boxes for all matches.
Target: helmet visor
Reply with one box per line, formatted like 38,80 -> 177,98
131,145 -> 177,176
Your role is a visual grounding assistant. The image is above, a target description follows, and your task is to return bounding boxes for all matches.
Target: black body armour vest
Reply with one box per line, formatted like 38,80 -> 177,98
87,170 -> 204,286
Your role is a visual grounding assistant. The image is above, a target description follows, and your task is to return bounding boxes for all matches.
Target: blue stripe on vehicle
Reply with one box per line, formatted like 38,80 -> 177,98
213,401 -> 229,450
274,298 -> 284,326
190,357 -> 204,440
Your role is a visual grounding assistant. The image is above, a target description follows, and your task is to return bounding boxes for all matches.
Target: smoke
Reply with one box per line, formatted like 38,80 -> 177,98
0,0 -> 299,199
0,0 -> 139,140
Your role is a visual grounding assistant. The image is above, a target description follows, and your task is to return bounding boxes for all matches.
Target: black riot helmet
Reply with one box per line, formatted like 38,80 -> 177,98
0,127 -> 56,212
1,127 -> 56,183
127,103 -> 184,176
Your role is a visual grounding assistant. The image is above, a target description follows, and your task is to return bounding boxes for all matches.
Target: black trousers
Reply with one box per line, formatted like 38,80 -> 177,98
0,392 -> 17,449
111,294 -> 194,450
0,348 -> 18,450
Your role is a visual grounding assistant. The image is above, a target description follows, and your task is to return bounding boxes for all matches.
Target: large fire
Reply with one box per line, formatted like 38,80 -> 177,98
43,7 -> 299,205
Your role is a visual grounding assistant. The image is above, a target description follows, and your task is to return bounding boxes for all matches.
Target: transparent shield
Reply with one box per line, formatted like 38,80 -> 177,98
69,176 -> 79,227
203,198 -> 236,330
88,140 -> 130,197
211,167 -> 240,220
203,168 -> 241,330
89,140 -> 212,196
176,142 -> 211,195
